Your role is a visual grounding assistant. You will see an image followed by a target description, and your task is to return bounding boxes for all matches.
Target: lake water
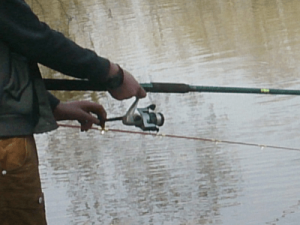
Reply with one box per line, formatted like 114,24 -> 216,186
28,0 -> 300,224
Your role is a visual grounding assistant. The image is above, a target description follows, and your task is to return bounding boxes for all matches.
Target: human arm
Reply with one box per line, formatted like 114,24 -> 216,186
0,0 -> 146,100
0,0 -> 110,83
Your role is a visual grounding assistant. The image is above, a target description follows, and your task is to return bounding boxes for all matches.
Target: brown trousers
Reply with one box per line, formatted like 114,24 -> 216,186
0,136 -> 47,225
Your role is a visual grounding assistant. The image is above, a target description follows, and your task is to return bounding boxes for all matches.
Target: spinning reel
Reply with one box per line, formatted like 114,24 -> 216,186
104,98 -> 164,132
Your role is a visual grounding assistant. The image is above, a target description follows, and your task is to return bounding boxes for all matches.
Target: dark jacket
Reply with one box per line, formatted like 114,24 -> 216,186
0,0 -> 111,137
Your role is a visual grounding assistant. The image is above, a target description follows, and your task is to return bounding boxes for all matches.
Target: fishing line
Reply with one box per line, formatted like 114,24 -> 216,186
57,123 -> 300,152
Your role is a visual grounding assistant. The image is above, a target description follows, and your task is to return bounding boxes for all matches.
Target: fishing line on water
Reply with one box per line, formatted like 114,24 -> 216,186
57,123 -> 300,152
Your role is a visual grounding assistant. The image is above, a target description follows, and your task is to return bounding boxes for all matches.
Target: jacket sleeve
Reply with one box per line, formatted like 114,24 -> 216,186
47,92 -> 60,111
0,0 -> 110,83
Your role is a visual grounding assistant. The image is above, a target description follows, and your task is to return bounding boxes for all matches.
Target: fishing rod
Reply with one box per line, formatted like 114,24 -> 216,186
57,123 -> 300,152
44,79 -> 300,95
45,79 -> 300,151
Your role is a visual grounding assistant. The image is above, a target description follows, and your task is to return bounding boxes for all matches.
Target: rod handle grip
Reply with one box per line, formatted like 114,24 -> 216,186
141,83 -> 190,93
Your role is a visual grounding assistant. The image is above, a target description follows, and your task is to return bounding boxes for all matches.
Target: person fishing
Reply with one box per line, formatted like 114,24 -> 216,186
0,0 -> 146,224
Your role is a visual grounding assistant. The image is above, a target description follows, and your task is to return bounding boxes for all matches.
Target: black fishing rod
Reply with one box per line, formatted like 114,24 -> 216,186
47,78 -> 300,151
44,79 -> 300,95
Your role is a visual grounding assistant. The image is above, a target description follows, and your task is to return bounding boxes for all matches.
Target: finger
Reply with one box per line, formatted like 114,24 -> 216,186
79,120 -> 87,131
84,110 -> 101,123
77,102 -> 107,126
99,120 -> 105,129
92,110 -> 106,127
84,102 -> 107,121
89,106 -> 107,127
137,86 -> 147,98
77,109 -> 101,128
80,120 -> 93,132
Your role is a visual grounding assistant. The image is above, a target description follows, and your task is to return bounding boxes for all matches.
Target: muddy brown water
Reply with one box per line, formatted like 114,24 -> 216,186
28,0 -> 300,224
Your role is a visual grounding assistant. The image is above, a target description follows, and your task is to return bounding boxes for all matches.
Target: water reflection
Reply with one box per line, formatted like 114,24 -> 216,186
38,117 -> 241,224
29,0 -> 300,224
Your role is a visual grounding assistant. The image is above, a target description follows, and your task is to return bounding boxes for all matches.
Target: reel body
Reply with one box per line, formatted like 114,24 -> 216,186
106,98 -> 164,131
